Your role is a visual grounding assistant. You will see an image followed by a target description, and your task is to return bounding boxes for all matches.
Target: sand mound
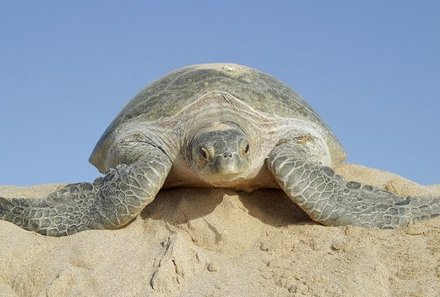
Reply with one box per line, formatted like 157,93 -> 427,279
1,164 -> 439,297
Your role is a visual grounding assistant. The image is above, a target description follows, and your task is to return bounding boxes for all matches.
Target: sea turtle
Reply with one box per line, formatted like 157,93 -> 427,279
1,63 -> 439,236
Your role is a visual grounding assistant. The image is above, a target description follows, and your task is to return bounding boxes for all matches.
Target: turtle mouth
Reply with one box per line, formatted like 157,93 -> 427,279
202,173 -> 246,187
199,167 -> 247,184
217,172 -> 244,180
201,154 -> 252,184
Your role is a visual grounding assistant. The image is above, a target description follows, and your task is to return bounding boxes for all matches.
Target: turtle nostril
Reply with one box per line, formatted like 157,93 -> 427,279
223,152 -> 232,158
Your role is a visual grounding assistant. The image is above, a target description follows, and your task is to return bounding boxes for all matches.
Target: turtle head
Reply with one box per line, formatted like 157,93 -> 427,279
190,122 -> 251,184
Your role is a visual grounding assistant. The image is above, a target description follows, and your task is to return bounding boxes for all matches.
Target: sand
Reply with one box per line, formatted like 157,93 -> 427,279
1,163 -> 439,297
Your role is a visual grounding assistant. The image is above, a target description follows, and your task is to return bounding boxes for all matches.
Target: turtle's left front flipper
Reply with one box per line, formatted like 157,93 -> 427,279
267,142 -> 440,229
0,147 -> 172,236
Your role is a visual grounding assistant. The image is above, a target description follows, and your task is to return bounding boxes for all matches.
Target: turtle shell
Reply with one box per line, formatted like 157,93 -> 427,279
90,63 -> 345,169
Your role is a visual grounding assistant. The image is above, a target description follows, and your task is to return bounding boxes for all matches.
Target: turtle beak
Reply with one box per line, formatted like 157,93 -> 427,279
211,152 -> 244,176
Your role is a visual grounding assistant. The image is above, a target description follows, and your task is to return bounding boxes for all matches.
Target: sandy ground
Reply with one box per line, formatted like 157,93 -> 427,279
0,163 -> 439,297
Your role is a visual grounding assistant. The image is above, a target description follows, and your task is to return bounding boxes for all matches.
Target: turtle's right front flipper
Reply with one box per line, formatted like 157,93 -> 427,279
0,146 -> 171,236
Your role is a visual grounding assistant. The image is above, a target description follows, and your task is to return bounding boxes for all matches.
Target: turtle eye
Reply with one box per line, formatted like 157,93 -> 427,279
241,142 -> 250,155
199,146 -> 210,160
244,144 -> 250,154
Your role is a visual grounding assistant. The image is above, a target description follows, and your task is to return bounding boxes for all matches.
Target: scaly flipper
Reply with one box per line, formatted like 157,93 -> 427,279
0,146 -> 171,236
267,142 -> 440,228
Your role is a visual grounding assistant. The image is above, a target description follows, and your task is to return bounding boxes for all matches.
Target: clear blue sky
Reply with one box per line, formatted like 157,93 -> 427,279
0,1 -> 439,185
